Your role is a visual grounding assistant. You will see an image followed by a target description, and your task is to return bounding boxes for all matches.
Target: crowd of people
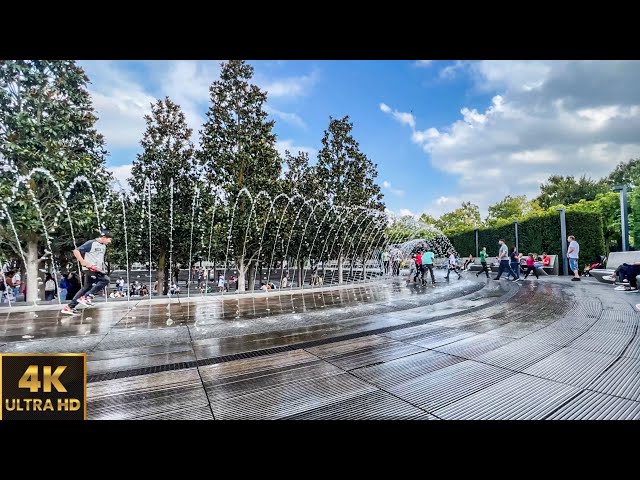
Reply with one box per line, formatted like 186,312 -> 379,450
0,226 -> 613,310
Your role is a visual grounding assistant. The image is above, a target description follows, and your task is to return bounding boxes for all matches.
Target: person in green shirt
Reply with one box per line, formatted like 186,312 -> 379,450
476,246 -> 490,278
421,246 -> 436,284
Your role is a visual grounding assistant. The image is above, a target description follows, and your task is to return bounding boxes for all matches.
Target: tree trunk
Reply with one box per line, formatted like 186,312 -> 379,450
25,237 -> 41,303
236,257 -> 247,292
248,263 -> 256,292
338,256 -> 344,284
157,249 -> 166,296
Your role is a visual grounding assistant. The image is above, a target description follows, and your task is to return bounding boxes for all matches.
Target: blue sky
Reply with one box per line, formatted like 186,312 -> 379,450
79,60 -> 640,219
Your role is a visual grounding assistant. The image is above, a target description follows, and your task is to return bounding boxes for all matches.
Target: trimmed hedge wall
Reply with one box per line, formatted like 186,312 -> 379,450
447,211 -> 605,275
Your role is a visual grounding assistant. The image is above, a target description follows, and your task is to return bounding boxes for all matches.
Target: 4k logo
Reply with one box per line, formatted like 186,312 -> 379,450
0,354 -> 86,420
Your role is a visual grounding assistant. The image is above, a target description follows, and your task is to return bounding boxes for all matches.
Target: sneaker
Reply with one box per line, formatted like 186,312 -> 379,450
602,275 -> 616,281
624,288 -> 639,293
571,277 -> 580,281
493,278 -> 500,281
77,296 -> 93,307
614,285 -> 631,291
60,305 -> 79,315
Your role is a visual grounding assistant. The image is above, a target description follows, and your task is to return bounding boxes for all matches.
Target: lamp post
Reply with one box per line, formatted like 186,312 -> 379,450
612,185 -> 629,252
513,220 -> 519,253
556,207 -> 568,276
475,229 -> 479,257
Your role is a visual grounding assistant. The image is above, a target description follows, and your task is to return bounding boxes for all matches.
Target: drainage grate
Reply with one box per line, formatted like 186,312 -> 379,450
197,345 -> 294,366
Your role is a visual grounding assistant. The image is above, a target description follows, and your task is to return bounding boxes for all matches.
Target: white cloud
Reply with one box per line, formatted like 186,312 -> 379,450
399,208 -> 415,217
82,61 -> 156,149
108,164 -> 133,191
439,60 -> 469,79
275,140 -> 316,159
414,60 -> 433,68
379,103 -> 415,129
259,70 -> 319,98
382,61 -> 640,216
382,180 -> 405,197
266,106 -> 307,129
160,60 -> 221,143
81,61 -> 316,158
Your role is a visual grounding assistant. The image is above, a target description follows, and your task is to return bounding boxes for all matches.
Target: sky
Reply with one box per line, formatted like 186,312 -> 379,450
79,60 -> 640,219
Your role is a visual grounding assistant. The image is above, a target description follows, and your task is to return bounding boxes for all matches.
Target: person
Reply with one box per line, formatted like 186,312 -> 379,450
523,253 -> 539,279
260,282 -> 269,291
382,250 -> 389,274
422,245 -> 437,284
407,254 -> 416,283
65,272 -> 81,299
281,273 -> 288,289
61,229 -> 113,315
44,273 -> 57,301
445,250 -> 462,280
0,275 -> 9,304
611,261 -> 640,292
218,274 -> 225,293
567,235 -> 580,281
3,271 -> 20,302
509,247 -> 522,281
59,274 -> 69,301
541,252 -> 550,268
10,270 -> 21,301
494,239 -> 517,281
117,277 -> 124,293
462,254 -> 474,271
413,251 -> 423,283
476,247 -> 490,278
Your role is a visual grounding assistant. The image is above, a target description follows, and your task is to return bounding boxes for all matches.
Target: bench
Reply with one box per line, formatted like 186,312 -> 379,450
468,257 -> 497,272
590,251 -> 640,284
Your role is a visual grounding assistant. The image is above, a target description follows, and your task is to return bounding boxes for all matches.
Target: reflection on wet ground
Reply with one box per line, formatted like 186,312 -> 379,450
2,273 -> 639,419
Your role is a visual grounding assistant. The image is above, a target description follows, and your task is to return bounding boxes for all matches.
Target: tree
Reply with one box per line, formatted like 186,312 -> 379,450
0,60 -> 110,302
606,158 -> 640,188
536,175 -> 608,209
198,60 -> 282,292
419,213 -> 438,226
128,97 -> 198,295
437,201 -> 481,232
314,116 -> 385,283
486,195 -> 543,225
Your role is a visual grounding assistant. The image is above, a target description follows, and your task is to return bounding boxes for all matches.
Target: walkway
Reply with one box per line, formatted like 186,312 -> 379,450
1,273 -> 638,419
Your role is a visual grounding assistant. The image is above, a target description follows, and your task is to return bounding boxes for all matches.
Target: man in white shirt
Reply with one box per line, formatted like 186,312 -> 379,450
567,235 -> 580,281
445,251 -> 462,280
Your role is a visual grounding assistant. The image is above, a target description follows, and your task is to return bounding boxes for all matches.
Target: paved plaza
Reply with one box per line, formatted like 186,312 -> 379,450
1,272 -> 638,420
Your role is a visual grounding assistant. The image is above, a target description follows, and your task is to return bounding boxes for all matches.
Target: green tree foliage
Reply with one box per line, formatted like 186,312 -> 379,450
606,158 -> 640,187
314,116 -> 385,282
436,201 -> 481,232
535,175 -> 608,209
198,60 -> 282,292
127,97 -> 199,294
561,192 -> 621,251
0,60 -> 110,301
486,195 -> 543,225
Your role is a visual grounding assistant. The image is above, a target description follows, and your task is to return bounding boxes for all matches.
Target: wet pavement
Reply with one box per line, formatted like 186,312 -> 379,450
1,271 -> 639,419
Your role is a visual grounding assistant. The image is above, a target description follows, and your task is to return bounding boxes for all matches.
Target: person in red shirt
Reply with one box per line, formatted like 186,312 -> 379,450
541,252 -> 550,267
523,253 -> 539,279
414,252 -> 423,283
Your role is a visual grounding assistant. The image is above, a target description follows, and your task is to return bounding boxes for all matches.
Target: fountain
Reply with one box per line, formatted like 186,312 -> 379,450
0,166 -> 462,311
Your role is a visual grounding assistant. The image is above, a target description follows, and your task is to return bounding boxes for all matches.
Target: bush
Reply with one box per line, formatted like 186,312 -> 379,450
446,211 -> 605,274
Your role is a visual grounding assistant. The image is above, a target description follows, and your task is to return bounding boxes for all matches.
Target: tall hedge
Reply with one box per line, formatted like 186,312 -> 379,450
447,211 -> 605,274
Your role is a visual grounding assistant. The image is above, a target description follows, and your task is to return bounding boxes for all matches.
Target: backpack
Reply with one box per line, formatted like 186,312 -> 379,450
45,279 -> 55,291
